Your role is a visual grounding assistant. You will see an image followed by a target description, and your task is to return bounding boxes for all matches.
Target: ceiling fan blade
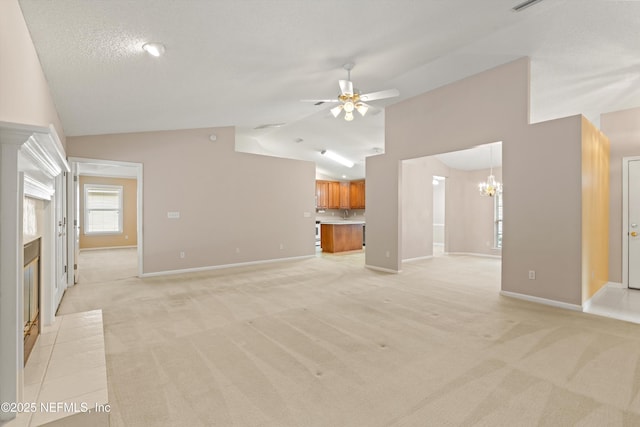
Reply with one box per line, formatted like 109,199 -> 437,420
339,80 -> 353,96
301,98 -> 339,104
359,88 -> 399,102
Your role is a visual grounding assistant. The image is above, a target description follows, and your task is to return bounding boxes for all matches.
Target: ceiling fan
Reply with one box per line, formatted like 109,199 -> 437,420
302,63 -> 399,121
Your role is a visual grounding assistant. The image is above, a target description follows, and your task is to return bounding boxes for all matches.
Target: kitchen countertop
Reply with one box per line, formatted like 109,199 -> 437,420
317,219 -> 365,225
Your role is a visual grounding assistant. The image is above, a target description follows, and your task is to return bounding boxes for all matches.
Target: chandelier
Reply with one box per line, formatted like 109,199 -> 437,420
478,145 -> 502,197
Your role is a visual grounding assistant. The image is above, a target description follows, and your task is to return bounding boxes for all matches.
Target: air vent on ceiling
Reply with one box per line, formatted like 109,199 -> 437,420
513,0 -> 544,12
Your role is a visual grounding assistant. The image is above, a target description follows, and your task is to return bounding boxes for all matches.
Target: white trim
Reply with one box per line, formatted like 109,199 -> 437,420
140,255 -> 314,278
605,281 -> 625,289
446,252 -> 502,259
67,157 -> 144,278
365,264 -> 401,274
402,255 -> 434,263
582,282 -> 618,312
23,175 -> 55,200
0,121 -> 68,421
622,156 -> 640,288
500,290 -> 582,311
80,245 -> 137,251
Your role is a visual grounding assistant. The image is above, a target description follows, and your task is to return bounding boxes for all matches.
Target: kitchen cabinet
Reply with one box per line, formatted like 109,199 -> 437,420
349,180 -> 365,209
339,182 -> 350,209
317,179 -> 365,210
328,181 -> 341,209
316,180 -> 328,209
320,222 -> 364,253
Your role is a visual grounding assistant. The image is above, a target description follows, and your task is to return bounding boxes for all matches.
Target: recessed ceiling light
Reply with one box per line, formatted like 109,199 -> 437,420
142,42 -> 165,57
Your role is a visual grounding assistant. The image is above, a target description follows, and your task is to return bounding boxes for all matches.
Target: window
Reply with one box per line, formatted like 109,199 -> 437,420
84,184 -> 123,234
495,192 -> 503,248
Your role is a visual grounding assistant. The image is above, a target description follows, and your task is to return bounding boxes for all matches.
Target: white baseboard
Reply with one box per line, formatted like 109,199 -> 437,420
500,290 -> 582,311
80,245 -> 137,251
583,282 -> 625,312
447,252 -> 502,259
140,255 -> 314,278
402,255 -> 433,263
606,281 -> 625,289
365,264 -> 401,274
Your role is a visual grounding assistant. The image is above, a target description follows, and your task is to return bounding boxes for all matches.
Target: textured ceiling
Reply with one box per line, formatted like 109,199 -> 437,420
18,0 -> 640,179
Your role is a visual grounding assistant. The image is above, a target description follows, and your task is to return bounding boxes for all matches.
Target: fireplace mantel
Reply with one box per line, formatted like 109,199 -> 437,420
0,121 -> 68,421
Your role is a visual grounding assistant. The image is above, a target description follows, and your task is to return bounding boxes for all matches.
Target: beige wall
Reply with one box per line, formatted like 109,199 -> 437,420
369,57 -> 597,305
581,117 -> 610,301
401,156 -> 502,261
601,107 -> 640,284
79,176 -> 138,249
401,157 -> 448,260
0,0 -> 65,144
67,127 -> 316,275
447,167 -> 502,256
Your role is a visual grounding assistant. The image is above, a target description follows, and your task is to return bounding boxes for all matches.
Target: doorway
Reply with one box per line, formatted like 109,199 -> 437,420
432,175 -> 446,256
623,156 -> 640,289
68,158 -> 143,282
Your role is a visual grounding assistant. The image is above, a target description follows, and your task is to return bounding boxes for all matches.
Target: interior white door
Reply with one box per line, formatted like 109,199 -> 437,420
73,164 -> 80,284
55,172 -> 67,306
629,159 -> 640,289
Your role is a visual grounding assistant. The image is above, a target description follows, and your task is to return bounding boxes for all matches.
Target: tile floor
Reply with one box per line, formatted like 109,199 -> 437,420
584,283 -> 640,324
5,310 -> 108,427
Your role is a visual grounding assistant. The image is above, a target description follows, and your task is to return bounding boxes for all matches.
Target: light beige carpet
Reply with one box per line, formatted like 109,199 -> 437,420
57,249 -> 640,426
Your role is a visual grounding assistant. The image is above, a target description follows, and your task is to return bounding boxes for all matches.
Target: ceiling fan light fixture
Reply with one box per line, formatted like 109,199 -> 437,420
355,103 -> 369,116
344,111 -> 354,121
330,105 -> 343,118
343,100 -> 355,113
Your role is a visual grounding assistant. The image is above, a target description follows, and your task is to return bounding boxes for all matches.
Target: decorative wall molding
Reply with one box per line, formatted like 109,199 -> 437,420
0,121 -> 68,420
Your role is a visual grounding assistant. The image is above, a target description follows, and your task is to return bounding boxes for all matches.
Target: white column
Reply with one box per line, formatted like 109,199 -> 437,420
0,142 -> 22,421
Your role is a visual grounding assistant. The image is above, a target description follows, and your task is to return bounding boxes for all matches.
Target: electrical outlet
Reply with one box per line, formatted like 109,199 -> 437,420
528,270 -> 536,280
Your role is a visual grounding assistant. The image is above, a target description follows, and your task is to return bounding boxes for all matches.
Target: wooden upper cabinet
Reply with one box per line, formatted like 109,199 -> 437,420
317,179 -> 365,210
327,181 -> 341,209
316,180 -> 328,209
349,180 -> 366,209
339,182 -> 350,209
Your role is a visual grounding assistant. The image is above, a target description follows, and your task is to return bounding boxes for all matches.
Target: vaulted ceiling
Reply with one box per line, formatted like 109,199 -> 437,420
19,0 -> 640,178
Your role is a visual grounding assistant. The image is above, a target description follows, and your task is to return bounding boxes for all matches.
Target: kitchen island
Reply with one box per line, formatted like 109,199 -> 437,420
319,220 -> 365,253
